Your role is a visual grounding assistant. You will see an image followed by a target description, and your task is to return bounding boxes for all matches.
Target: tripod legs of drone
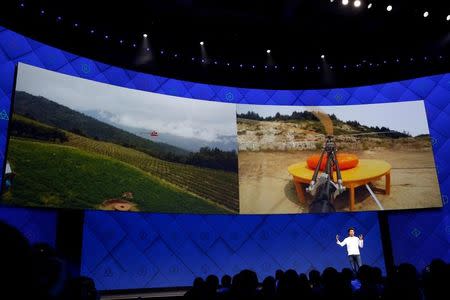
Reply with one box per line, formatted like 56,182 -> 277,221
329,150 -> 346,195
309,150 -> 326,188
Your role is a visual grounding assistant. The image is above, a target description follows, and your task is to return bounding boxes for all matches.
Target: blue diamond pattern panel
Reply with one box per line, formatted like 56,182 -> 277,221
0,26 -> 449,290
0,207 -> 57,246
81,211 -> 385,290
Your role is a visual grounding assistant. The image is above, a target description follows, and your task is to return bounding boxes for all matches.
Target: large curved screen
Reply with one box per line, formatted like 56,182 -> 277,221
1,62 -> 442,214
0,26 -> 448,291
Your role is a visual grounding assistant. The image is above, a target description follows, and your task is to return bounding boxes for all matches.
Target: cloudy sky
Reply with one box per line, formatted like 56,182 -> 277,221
237,101 -> 430,137
16,63 -> 237,142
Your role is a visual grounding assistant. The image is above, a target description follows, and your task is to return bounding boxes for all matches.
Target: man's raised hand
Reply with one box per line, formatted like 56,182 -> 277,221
359,234 -> 363,240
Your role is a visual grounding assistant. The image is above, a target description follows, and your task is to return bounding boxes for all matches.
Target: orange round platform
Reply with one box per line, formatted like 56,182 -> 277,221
288,159 -> 391,211
306,153 -> 359,171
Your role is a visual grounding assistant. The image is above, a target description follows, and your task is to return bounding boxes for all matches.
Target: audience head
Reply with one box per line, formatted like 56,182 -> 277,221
308,269 -> 321,285
357,265 -> 372,283
396,263 -> 418,283
205,274 -> 219,293
261,276 -> 276,295
193,277 -> 204,289
221,274 -> 231,288
275,269 -> 284,281
0,221 -> 33,297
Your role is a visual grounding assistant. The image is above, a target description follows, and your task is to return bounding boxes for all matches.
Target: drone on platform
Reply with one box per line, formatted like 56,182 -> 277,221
304,111 -> 394,213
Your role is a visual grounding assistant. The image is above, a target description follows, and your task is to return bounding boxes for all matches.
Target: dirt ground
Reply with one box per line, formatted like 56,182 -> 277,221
239,149 -> 443,214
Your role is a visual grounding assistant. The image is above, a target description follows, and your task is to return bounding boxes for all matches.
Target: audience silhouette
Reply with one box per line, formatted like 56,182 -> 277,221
0,221 -> 99,300
184,259 -> 449,300
1,220 -> 449,300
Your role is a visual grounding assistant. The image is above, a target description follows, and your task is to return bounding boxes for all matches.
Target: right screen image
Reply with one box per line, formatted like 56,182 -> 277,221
237,101 -> 442,214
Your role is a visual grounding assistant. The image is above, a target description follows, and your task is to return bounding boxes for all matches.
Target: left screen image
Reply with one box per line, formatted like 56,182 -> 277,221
2,63 -> 239,213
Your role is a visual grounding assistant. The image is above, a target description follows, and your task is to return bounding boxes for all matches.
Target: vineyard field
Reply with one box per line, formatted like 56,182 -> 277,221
66,133 -> 239,211
5,115 -> 239,212
3,138 -> 228,213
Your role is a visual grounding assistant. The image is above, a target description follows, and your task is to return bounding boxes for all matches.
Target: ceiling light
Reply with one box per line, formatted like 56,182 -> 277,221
200,41 -> 204,46
387,5 -> 392,12
423,11 -> 429,18
267,49 -> 271,54
354,1 -> 361,8
342,0 -> 349,6
143,33 -> 148,38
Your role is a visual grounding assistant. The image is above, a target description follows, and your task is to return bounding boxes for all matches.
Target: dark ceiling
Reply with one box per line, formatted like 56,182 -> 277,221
1,0 -> 449,89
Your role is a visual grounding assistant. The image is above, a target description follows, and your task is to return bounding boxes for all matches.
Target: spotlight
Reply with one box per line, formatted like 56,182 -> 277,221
387,5 -> 392,12
447,15 -> 450,21
200,41 -> 204,46
368,3 -> 372,9
57,16 -> 62,21
104,35 -> 109,39
266,49 -> 271,54
119,39 -> 123,44
143,33 -> 148,38
342,0 -> 349,6
354,1 -> 361,8
146,48 -> 150,52
321,54 -> 325,59
423,11 -> 429,18
330,0 -> 334,2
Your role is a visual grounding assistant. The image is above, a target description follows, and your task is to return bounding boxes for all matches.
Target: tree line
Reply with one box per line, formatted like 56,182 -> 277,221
238,111 -> 411,138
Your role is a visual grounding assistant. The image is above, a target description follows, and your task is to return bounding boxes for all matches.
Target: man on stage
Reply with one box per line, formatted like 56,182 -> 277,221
336,227 -> 364,274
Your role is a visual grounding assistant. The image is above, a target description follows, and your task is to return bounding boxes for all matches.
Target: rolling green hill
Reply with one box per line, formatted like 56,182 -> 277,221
65,133 -> 239,211
7,114 -> 239,212
4,138 -> 228,213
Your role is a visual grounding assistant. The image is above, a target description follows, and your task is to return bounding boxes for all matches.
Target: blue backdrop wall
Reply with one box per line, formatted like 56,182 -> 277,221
0,25 -> 448,290
81,211 -> 384,289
